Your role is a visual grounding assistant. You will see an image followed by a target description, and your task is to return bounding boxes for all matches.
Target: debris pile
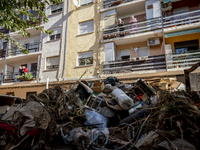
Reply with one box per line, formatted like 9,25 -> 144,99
1,76 -> 200,150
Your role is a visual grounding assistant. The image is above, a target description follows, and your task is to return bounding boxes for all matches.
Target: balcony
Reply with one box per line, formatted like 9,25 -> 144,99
103,17 -> 162,42
7,43 -> 40,57
103,54 -> 166,74
3,71 -> 37,83
163,9 -> 200,31
166,50 -> 200,71
103,0 -> 143,9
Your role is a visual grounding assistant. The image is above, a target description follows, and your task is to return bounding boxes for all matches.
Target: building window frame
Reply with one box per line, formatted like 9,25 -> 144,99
77,51 -> 93,66
46,56 -> 59,70
78,20 -> 94,35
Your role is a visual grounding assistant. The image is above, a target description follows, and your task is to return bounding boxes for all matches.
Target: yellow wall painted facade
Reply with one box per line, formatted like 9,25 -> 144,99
65,1 -> 100,79
0,87 -> 45,99
165,32 -> 200,52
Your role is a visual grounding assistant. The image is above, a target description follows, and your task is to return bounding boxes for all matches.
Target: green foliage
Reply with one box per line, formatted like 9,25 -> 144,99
16,72 -> 35,80
0,0 -> 63,52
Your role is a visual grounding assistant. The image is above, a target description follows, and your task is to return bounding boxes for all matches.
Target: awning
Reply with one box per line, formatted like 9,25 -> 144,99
163,0 -> 174,3
165,28 -> 200,38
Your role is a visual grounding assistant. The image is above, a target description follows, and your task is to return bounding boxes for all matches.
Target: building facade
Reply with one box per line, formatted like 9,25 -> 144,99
0,1 -> 69,98
0,0 -> 200,98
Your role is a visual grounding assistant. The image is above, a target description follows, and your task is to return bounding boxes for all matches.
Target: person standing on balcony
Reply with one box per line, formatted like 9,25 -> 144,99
118,18 -> 125,37
19,66 -> 23,75
129,16 -> 137,33
22,66 -> 28,73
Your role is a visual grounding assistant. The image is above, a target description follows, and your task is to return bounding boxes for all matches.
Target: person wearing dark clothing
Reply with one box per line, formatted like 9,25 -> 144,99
19,66 -> 23,75
118,18 -> 125,37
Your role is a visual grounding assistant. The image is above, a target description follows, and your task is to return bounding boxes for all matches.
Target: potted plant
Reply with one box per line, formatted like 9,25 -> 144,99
24,72 -> 35,81
16,72 -> 35,81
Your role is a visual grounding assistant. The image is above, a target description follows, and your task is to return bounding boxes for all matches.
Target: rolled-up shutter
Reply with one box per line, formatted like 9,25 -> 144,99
51,3 -> 63,11
78,51 -> 93,58
79,20 -> 94,34
80,0 -> 94,6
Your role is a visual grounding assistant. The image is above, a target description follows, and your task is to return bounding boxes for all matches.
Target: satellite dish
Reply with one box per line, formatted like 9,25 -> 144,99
73,0 -> 79,7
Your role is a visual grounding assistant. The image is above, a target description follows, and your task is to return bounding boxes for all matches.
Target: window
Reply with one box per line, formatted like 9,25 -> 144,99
46,56 -> 59,70
31,63 -> 37,72
26,92 -> 37,99
78,51 -> 93,66
120,49 -> 130,61
49,28 -> 61,41
51,3 -> 63,14
174,40 -> 199,54
3,42 -> 7,49
79,0 -> 94,6
79,20 -> 94,35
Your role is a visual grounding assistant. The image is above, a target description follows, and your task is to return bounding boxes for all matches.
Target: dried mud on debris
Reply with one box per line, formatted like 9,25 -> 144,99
1,76 -> 200,150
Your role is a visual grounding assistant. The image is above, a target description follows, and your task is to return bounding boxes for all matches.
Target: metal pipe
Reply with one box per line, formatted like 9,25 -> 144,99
1,34 -> 10,85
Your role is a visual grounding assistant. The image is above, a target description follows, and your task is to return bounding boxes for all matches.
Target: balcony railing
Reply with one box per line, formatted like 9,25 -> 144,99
103,0 -> 139,9
3,71 -> 37,83
103,54 -> 166,74
7,43 -> 40,57
103,17 -> 162,40
0,49 -> 6,58
166,50 -> 200,70
163,9 -> 200,28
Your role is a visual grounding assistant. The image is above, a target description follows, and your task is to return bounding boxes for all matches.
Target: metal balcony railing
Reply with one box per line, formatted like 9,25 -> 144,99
103,0 -> 140,9
7,42 -> 40,57
103,17 -> 162,40
163,9 -> 200,28
0,49 -> 6,58
3,71 -> 37,83
103,54 -> 166,74
166,50 -> 200,70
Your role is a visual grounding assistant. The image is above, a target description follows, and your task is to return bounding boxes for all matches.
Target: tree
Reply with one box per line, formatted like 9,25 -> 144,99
0,0 -> 63,53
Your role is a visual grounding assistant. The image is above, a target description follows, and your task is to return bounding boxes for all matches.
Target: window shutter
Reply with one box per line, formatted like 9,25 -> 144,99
78,51 -> 93,58
53,28 -> 62,34
104,42 -> 115,62
173,6 -> 189,14
120,49 -> 130,57
104,15 -> 116,27
47,57 -> 59,66
79,20 -> 93,34
138,47 -> 149,57
51,3 -> 63,11
80,0 -> 93,6
104,9 -> 116,17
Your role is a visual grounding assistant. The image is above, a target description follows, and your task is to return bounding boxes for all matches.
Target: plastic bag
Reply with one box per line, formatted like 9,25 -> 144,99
84,109 -> 108,128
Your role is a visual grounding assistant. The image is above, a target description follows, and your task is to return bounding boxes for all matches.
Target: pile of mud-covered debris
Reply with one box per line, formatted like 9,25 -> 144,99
1,76 -> 200,150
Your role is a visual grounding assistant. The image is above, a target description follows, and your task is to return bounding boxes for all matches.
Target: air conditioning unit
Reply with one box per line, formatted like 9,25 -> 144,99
162,2 -> 172,12
147,38 -> 160,46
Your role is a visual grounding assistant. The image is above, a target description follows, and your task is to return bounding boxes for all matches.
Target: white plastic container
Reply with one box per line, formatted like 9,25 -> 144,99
111,88 -> 134,110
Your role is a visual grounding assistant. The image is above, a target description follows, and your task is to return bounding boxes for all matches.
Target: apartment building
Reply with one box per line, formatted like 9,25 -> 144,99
98,0 -> 200,85
0,0 -> 200,98
0,1 -> 69,98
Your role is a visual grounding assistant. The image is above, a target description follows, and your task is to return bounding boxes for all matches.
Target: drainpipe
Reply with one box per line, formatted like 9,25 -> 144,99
61,0 -> 70,80
1,32 -> 10,85
57,0 -> 66,81
160,1 -> 167,70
